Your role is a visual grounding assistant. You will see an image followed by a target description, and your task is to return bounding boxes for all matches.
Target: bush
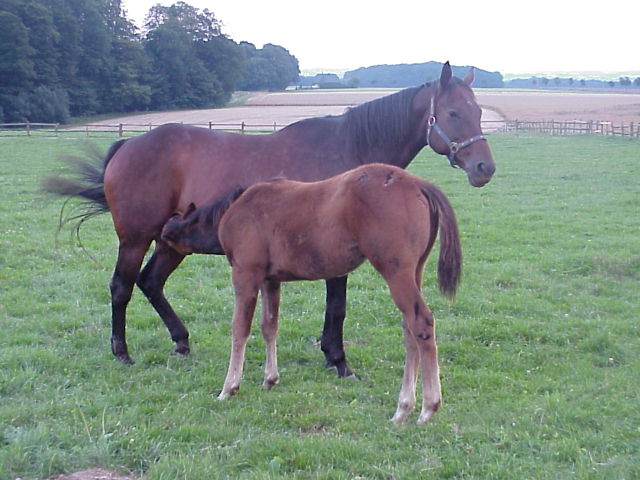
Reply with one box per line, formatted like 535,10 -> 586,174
0,90 -> 30,122
27,86 -> 70,123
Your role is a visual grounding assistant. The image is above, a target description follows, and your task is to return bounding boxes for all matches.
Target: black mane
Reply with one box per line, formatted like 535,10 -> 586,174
342,85 -> 425,156
191,186 -> 246,228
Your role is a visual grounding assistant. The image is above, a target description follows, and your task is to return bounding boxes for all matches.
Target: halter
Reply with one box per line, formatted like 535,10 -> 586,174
426,87 -> 487,168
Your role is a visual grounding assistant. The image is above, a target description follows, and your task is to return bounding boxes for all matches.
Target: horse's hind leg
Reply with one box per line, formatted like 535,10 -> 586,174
136,241 -> 189,356
110,241 -> 151,364
321,276 -> 355,378
260,280 -> 281,389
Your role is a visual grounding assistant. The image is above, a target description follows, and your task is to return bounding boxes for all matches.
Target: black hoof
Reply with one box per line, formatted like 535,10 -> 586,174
115,353 -> 134,365
325,360 -> 355,379
111,338 -> 133,364
173,339 -> 190,357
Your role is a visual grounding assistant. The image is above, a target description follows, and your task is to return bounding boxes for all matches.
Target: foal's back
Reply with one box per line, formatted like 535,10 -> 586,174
219,164 -> 436,282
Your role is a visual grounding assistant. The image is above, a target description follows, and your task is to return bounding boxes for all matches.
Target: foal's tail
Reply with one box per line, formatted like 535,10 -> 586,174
42,139 -> 127,231
420,183 -> 462,299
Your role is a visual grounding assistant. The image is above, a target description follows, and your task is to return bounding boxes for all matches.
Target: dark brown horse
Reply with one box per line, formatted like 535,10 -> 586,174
46,62 -> 494,374
161,164 -> 462,425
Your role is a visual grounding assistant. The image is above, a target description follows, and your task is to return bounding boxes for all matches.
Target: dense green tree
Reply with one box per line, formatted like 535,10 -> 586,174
0,0 -> 299,121
0,9 -> 35,121
0,10 -> 34,87
195,35 -> 244,100
239,42 -> 299,91
144,13 -> 221,109
10,1 -> 59,86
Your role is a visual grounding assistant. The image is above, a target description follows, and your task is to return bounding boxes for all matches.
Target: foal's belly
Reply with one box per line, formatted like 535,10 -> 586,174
267,241 -> 365,282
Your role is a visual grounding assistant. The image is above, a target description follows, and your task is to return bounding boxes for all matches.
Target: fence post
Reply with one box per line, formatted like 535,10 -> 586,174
209,121 -> 213,130
119,124 -> 123,137
26,122 -> 31,136
241,121 -> 245,134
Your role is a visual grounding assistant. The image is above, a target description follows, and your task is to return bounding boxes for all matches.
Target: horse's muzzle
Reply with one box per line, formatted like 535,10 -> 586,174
467,160 -> 496,187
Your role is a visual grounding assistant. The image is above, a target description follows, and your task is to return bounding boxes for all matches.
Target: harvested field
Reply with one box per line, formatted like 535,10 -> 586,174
81,88 -> 640,131
475,89 -> 640,122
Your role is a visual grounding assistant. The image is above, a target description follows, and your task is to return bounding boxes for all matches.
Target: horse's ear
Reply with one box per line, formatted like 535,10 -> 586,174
440,61 -> 452,89
464,67 -> 475,86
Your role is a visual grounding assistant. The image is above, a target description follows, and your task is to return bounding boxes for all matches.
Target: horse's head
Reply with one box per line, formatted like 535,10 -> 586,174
425,62 -> 496,187
161,203 -> 223,255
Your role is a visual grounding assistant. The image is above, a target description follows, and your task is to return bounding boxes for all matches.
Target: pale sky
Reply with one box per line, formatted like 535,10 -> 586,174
123,0 -> 638,76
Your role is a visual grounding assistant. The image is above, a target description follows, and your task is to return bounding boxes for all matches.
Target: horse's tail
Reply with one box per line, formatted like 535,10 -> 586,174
42,139 -> 127,231
420,183 -> 462,299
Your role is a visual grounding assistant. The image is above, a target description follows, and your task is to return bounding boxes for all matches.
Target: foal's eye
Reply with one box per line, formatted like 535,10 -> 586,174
449,110 -> 460,119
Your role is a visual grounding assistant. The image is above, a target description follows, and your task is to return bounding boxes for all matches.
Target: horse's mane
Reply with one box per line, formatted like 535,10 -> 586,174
341,84 -> 425,156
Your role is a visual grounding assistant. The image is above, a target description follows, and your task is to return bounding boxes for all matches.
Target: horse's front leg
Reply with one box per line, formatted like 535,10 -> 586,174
218,272 -> 259,400
321,276 -> 355,378
260,280 -> 281,389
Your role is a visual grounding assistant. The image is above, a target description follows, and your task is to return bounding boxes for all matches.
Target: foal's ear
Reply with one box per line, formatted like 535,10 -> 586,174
464,67 -> 475,86
440,61 -> 452,89
185,202 -> 197,216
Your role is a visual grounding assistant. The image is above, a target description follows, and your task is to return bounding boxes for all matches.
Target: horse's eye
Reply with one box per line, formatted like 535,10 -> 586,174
449,110 -> 460,119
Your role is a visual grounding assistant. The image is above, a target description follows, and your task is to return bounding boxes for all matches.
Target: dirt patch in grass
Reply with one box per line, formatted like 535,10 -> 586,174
16,469 -> 135,480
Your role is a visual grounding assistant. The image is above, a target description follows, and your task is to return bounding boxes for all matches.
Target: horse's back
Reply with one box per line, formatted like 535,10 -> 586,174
103,124 -> 270,237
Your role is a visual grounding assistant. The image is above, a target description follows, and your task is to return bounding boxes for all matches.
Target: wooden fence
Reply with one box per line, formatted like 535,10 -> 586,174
1,119 -> 639,138
505,119 -> 640,137
0,121 -> 283,137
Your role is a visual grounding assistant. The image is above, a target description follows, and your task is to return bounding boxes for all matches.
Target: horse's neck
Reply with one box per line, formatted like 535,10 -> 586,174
340,84 -> 432,169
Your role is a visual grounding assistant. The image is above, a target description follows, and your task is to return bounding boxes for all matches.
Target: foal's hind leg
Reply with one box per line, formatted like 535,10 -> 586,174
110,241 -> 151,364
384,272 -> 441,425
136,241 -> 190,356
321,276 -> 355,378
260,280 -> 281,389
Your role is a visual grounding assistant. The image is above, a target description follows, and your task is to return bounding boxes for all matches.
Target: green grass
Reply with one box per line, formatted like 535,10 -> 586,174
1,133 -> 638,479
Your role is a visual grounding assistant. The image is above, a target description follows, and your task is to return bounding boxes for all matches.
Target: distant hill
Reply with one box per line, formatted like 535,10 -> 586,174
343,62 -> 503,88
298,64 -> 640,91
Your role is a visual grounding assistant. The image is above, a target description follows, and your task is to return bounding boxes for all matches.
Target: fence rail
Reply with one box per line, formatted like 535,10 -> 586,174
504,119 -> 640,137
1,119 -> 639,138
0,121 -> 283,137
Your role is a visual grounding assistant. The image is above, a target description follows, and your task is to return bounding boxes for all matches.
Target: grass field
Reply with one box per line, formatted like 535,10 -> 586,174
0,133 -> 638,479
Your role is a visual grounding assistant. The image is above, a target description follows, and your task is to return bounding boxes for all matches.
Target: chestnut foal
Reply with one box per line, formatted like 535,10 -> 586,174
161,163 -> 462,425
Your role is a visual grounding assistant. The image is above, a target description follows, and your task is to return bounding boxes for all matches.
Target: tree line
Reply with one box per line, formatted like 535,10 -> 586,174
0,0 -> 300,123
505,76 -> 640,89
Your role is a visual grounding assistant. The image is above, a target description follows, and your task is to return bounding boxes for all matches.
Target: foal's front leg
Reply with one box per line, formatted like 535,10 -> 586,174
218,275 -> 259,400
260,280 -> 281,389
